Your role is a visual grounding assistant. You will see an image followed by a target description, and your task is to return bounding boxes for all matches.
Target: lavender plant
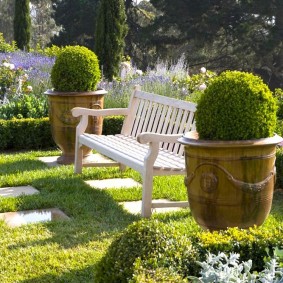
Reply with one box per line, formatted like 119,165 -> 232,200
0,52 -> 54,119
101,55 -> 192,108
0,51 -> 55,95
0,52 -> 213,118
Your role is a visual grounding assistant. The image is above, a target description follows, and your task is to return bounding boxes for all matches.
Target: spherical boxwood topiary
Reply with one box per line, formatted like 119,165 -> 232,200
51,45 -> 101,92
195,70 -> 277,140
94,219 -> 198,283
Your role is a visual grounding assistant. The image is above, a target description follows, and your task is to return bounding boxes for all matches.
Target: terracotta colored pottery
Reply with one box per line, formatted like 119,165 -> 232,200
179,131 -> 283,231
45,89 -> 107,165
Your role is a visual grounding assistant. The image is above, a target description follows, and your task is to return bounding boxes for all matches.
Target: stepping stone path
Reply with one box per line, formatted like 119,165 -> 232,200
2,155 -> 184,225
0,186 -> 69,227
38,153 -> 117,167
0,208 -> 70,228
119,199 -> 187,215
85,178 -> 142,189
0,185 -> 39,198
86,178 -> 186,215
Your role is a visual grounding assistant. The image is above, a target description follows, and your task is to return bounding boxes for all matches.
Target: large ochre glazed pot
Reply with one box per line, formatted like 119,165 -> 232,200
45,89 -> 107,165
178,131 -> 283,231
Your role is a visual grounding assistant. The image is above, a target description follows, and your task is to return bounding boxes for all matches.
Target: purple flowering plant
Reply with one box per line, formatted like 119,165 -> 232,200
0,51 -> 55,119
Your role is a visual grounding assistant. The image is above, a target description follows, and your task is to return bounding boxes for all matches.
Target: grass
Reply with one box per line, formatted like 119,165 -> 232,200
0,150 -> 283,282
0,150 -> 192,282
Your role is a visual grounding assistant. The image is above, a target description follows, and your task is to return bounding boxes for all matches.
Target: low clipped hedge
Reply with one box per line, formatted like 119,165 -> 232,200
0,116 -> 124,151
193,226 -> 283,272
94,219 -> 283,282
0,118 -> 55,150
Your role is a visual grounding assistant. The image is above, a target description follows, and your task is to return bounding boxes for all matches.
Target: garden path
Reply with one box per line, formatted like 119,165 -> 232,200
0,153 -> 186,227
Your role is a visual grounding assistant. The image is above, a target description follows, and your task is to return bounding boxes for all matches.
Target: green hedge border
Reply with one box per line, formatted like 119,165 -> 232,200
0,116 -> 124,151
1,116 -> 283,189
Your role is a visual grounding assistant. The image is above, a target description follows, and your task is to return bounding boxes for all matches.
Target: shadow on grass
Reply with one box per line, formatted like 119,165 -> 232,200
7,175 -> 140,250
20,265 -> 96,283
0,159 -> 47,175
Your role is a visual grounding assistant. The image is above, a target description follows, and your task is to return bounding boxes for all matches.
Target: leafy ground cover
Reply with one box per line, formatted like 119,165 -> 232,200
0,150 -> 283,282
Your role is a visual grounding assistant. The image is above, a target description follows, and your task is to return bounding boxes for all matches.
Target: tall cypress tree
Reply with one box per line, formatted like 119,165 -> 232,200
14,0 -> 31,51
95,0 -> 128,80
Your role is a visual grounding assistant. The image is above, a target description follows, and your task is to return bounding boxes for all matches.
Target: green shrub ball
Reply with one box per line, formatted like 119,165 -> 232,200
196,71 -> 277,140
51,46 -> 101,92
94,220 -> 198,282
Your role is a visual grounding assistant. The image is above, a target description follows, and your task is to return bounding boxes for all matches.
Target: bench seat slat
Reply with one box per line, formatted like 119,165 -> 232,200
82,134 -> 185,172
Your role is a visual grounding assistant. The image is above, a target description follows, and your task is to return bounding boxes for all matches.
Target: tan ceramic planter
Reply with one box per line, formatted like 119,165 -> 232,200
45,89 -> 107,165
179,131 -> 283,231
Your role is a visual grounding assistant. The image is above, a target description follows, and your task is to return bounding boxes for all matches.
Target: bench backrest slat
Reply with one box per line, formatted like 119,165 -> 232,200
121,88 -> 197,156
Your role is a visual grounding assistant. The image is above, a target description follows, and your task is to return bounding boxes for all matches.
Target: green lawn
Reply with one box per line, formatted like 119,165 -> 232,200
0,150 -> 199,282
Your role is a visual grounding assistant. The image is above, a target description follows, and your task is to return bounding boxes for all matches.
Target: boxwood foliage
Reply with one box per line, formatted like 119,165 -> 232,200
275,147 -> 283,189
0,118 -> 55,150
51,45 -> 101,92
130,262 -> 189,283
0,116 -> 124,150
196,71 -> 277,140
94,220 -> 283,282
94,219 -> 198,283
102,115 -> 124,135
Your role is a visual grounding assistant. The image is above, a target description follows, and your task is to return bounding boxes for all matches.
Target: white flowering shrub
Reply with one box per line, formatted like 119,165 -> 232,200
188,252 -> 283,283
172,67 -> 217,102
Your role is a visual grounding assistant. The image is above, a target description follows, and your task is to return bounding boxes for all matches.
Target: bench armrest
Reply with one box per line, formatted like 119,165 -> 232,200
73,107 -> 129,136
72,107 -> 129,117
137,132 -> 183,144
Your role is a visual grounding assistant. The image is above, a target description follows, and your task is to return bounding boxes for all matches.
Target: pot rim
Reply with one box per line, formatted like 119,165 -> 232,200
178,130 -> 283,147
44,88 -> 107,96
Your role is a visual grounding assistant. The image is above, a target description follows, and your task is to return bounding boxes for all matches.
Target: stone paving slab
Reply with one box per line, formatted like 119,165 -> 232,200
0,208 -> 70,227
119,199 -> 188,215
38,153 -> 117,167
85,178 -> 141,189
38,156 -> 61,167
0,186 -> 39,198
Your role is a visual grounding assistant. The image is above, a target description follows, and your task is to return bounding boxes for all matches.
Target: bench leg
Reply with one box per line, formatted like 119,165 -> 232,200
119,164 -> 127,172
74,142 -> 83,174
141,170 -> 153,218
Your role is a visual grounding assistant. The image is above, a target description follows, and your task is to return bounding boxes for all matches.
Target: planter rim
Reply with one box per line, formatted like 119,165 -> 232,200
44,88 -> 107,96
178,131 -> 283,148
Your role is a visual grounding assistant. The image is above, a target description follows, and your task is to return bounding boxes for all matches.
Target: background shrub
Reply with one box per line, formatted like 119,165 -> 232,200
0,118 -> 55,150
0,94 -> 48,119
0,33 -> 17,52
276,147 -> 283,189
274,88 -> 283,120
102,115 -> 124,135
196,71 -> 277,140
0,116 -> 124,151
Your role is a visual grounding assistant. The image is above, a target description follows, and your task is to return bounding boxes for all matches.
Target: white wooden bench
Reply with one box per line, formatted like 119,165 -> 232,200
72,85 -> 197,217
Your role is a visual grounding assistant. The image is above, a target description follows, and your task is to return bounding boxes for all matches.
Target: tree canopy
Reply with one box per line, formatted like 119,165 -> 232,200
147,0 -> 283,88
51,0 -> 99,49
